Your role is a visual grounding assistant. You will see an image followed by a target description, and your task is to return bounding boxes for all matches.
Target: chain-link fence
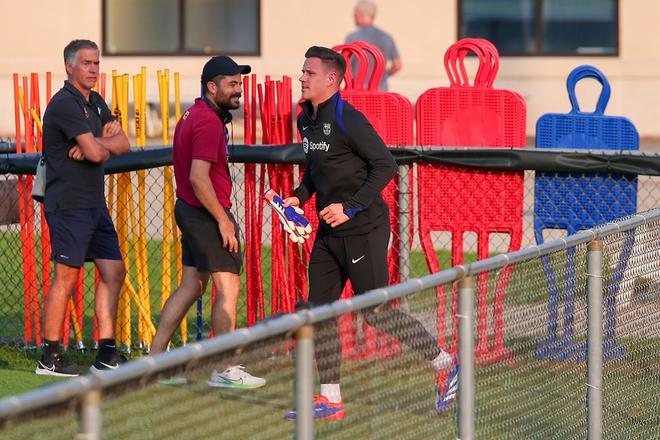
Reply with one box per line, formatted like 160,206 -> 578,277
0,149 -> 659,351
1,209 -> 658,439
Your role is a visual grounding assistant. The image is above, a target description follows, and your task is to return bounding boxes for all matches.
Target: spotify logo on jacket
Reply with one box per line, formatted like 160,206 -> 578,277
302,137 -> 330,154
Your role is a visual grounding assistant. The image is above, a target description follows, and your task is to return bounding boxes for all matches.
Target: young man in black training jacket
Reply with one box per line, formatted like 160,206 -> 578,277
284,46 -> 455,420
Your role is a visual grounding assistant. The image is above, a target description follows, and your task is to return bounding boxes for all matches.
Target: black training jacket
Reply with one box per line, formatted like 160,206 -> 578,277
294,92 -> 397,237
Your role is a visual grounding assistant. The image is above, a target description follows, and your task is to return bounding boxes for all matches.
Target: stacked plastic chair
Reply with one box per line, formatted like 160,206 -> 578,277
416,38 -> 526,362
534,65 -> 638,361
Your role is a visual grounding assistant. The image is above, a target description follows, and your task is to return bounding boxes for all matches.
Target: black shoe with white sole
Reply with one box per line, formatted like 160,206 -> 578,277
35,353 -> 80,377
90,352 -> 126,373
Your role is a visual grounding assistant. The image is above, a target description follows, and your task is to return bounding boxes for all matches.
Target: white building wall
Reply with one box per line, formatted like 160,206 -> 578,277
1,0 -> 659,139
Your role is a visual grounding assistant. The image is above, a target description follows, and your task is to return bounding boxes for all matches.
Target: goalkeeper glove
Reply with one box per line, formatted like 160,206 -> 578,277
263,189 -> 312,243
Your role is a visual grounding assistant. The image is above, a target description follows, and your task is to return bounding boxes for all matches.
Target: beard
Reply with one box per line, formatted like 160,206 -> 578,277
216,93 -> 241,110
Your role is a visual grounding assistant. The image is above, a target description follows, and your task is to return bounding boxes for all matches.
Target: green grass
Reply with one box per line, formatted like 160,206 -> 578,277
2,336 -> 658,439
0,229 -> 600,405
0,343 -> 156,398
0,230 -> 625,405
0,348 -> 63,396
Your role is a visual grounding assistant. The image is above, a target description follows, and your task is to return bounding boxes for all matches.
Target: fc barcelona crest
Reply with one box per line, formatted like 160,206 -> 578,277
323,123 -> 331,136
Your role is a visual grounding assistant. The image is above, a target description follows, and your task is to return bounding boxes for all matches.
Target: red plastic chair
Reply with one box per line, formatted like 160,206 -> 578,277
416,39 -> 526,363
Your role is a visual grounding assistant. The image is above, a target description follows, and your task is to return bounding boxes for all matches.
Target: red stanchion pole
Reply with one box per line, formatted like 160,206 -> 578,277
23,75 -> 39,347
41,73 -> 52,306
251,75 -> 265,321
29,73 -> 44,347
14,74 -> 32,345
243,74 -> 258,327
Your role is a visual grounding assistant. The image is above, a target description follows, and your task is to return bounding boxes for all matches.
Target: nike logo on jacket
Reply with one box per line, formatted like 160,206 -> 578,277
294,92 -> 396,237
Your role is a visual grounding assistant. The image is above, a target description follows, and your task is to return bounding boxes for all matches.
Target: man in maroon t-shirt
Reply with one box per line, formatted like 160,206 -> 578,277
151,56 -> 265,389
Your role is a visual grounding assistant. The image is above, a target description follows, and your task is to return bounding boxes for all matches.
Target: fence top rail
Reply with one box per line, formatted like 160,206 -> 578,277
1,208 -> 659,422
2,145 -> 660,175
3,138 -> 660,156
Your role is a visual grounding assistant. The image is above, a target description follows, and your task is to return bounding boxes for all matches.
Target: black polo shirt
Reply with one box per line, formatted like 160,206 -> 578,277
42,81 -> 115,212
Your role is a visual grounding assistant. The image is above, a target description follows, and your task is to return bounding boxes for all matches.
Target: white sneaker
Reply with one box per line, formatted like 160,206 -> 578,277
207,365 -> 266,389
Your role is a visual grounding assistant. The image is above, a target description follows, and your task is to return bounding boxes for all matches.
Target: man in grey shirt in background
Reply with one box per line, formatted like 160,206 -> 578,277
345,0 -> 402,91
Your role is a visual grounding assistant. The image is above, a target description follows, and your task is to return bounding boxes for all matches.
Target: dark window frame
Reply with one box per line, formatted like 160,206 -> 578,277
101,0 -> 261,57
457,0 -> 619,57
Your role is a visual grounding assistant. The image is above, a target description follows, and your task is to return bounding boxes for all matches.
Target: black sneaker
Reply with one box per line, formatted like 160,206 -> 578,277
90,352 -> 126,373
35,353 -> 80,377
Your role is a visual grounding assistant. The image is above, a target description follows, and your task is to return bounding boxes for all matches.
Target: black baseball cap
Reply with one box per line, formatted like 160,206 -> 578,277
201,56 -> 251,83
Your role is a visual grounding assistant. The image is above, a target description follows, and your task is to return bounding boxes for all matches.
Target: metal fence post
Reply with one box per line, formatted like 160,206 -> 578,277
398,164 -> 410,284
295,323 -> 314,440
587,239 -> 603,440
398,165 -> 411,312
78,389 -> 101,440
458,275 -> 475,440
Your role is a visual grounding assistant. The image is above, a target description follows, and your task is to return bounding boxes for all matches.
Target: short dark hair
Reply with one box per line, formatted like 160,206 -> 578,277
305,46 -> 346,81
201,74 -> 226,95
63,39 -> 99,65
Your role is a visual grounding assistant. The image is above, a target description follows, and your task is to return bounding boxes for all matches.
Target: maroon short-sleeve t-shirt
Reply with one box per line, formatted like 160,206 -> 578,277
173,98 -> 232,209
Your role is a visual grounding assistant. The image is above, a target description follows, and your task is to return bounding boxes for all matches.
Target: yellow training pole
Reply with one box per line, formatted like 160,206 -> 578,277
140,67 -> 147,146
131,73 -> 144,347
107,72 -> 116,215
172,71 -> 186,343
133,72 -> 153,347
115,73 -> 132,351
158,70 -> 174,313
121,74 -> 132,351
139,67 -> 153,345
106,77 -> 155,338
128,73 -> 145,347
114,73 -> 127,350
174,72 -> 181,122
122,73 -> 136,350
137,73 -> 148,347
110,71 -> 122,346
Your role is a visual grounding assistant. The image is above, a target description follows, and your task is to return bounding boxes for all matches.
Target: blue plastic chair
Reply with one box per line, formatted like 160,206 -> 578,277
534,65 -> 639,361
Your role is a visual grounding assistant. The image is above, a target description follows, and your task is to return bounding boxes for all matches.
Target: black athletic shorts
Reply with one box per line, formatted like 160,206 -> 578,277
308,223 -> 390,306
45,207 -> 123,268
174,198 -> 243,274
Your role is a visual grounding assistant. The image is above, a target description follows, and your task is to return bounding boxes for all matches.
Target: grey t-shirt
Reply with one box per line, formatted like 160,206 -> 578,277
345,25 -> 400,91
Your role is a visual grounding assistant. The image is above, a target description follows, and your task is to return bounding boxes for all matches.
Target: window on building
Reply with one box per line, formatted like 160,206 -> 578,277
458,0 -> 618,56
103,0 -> 260,56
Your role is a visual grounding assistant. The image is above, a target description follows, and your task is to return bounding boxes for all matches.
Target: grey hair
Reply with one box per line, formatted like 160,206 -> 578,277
63,39 -> 99,65
355,1 -> 377,20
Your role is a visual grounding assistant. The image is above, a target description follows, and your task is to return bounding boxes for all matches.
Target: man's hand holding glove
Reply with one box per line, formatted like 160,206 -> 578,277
264,189 -> 312,243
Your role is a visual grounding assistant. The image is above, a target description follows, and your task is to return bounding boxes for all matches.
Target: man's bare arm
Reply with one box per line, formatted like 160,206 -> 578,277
97,120 -> 130,155
73,132 -> 110,163
388,58 -> 402,76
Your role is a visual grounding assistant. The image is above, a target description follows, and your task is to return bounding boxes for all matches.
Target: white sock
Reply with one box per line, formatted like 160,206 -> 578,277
431,350 -> 452,370
320,384 -> 342,403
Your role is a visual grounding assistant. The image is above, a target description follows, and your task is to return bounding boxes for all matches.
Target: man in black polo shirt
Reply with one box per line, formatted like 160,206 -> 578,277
284,46 -> 456,420
37,39 -> 130,377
